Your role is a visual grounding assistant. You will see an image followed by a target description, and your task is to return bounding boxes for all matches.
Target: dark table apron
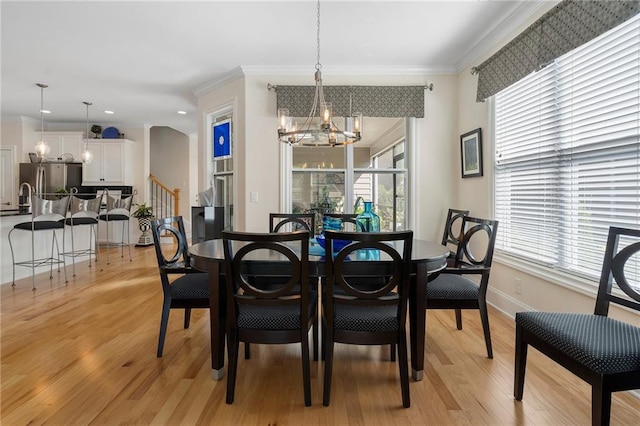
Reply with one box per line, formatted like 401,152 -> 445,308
189,238 -> 448,381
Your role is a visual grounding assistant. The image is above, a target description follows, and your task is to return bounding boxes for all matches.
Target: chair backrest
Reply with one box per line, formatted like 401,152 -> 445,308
269,213 -> 315,234
222,230 -> 310,324
323,229 -> 413,321
594,226 -> 640,316
103,191 -> 134,217
151,216 -> 192,272
441,208 -> 469,251
452,216 -> 499,272
31,194 -> 69,221
324,213 -> 366,232
67,193 -> 102,221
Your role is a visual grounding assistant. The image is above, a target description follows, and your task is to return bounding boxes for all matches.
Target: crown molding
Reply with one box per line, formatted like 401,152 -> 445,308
193,66 -> 246,97
455,0 -> 558,73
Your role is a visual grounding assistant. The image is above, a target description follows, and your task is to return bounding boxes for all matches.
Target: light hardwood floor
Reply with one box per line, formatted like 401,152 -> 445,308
1,245 -> 638,425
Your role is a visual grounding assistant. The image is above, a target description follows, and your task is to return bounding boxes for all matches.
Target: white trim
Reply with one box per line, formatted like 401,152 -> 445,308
487,286 -> 536,318
455,0 -> 557,72
407,118 -> 417,235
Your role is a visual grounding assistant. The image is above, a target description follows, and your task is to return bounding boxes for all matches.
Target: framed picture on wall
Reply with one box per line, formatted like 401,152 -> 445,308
460,128 -> 483,178
213,119 -> 232,160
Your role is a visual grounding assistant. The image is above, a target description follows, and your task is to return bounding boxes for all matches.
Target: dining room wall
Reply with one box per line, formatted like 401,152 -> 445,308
198,71 -> 458,239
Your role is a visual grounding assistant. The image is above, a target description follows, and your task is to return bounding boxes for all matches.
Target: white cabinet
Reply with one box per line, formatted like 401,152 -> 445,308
82,139 -> 134,185
35,131 -> 83,162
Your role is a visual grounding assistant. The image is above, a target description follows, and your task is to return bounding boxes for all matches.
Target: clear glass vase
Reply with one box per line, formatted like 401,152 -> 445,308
356,201 -> 380,232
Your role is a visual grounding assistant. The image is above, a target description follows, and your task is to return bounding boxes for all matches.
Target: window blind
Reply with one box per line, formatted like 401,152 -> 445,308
494,14 -> 640,286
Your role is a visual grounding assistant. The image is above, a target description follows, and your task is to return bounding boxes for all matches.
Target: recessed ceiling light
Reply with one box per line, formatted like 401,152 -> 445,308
177,110 -> 187,115
104,110 -> 114,114
40,109 -> 51,114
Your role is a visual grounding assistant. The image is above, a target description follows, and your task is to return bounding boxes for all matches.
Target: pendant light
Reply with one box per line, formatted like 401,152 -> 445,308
81,102 -> 94,163
276,0 -> 362,146
34,83 -> 51,158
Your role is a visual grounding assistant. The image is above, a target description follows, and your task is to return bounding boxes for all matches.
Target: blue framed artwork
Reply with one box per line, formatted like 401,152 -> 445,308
213,119 -> 231,160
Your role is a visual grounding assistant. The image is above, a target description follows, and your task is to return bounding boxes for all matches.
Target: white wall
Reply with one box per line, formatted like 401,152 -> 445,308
150,126 -> 191,220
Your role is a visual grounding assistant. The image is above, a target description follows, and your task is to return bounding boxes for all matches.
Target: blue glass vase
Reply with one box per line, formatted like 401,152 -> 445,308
356,201 -> 380,232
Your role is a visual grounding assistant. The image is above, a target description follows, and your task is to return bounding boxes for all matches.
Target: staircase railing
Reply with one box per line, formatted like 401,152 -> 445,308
149,174 -> 180,220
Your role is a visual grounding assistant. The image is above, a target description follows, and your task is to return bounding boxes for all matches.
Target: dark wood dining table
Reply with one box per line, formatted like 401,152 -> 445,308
189,238 -> 449,381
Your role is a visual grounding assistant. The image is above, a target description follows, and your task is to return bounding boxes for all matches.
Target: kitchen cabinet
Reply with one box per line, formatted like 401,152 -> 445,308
82,139 -> 134,185
35,131 -> 84,162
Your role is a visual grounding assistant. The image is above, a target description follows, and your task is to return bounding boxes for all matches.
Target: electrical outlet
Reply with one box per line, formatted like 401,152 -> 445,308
514,277 -> 522,295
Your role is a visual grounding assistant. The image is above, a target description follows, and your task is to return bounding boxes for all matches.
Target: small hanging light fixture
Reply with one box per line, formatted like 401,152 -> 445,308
34,83 -> 51,158
276,0 -> 362,146
81,102 -> 94,163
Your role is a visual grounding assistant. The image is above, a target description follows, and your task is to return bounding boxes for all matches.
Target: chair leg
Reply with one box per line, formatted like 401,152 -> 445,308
301,328 -> 312,406
244,343 -> 251,359
478,299 -> 493,358
322,331 -> 334,406
226,330 -> 240,404
312,316 -> 319,361
398,331 -> 410,408
53,230 -> 67,284
105,220 -> 111,265
390,344 -> 396,362
184,308 -> 192,328
455,309 -> 463,330
592,379 -> 611,426
514,325 -> 527,400
8,229 -> 17,287
157,300 -> 171,357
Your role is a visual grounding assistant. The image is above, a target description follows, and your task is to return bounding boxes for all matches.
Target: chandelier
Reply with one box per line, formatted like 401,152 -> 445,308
276,0 -> 362,146
34,83 -> 50,158
81,102 -> 94,163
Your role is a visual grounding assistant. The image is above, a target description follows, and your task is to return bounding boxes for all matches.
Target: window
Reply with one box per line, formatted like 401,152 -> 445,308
211,115 -> 233,230
290,137 -> 406,233
494,15 -> 640,285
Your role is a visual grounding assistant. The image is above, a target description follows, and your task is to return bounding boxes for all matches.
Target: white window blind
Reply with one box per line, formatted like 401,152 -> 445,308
494,14 -> 640,285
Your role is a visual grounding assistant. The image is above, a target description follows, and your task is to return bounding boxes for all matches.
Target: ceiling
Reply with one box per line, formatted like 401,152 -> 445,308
1,1 -> 547,138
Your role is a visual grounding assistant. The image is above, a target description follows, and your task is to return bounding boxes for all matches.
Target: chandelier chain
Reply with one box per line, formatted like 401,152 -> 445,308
316,0 -> 321,71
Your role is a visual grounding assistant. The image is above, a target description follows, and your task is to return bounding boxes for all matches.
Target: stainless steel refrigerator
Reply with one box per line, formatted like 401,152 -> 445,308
19,162 -> 83,194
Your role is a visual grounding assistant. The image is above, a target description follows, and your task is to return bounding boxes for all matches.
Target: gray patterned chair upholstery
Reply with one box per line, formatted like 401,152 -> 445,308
151,216 -> 209,357
515,226 -> 640,426
426,216 -> 499,358
322,230 -> 413,408
222,230 -> 315,407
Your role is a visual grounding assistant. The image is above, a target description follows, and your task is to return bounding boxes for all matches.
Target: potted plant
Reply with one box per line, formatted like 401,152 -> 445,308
90,124 -> 102,138
132,203 -> 154,246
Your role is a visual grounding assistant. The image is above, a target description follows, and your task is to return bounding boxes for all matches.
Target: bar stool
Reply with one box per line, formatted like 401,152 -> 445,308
98,190 -> 134,264
61,189 -> 103,275
8,191 -> 70,290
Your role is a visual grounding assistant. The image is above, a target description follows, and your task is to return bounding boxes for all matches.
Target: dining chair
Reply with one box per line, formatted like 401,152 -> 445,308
269,213 -> 315,235
98,190 -> 134,264
440,208 -> 469,263
151,216 -> 210,357
323,213 -> 366,232
322,229 -> 413,408
514,226 -> 640,426
61,189 -> 103,275
8,193 -> 70,290
426,215 -> 498,358
254,211 -> 318,361
222,230 -> 316,406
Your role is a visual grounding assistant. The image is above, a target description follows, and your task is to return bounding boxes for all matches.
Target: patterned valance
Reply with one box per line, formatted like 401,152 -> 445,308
474,0 -> 640,102
275,85 -> 425,118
